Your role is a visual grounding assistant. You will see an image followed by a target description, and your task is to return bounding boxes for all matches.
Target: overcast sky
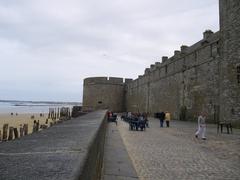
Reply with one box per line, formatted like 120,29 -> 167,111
0,0 -> 219,102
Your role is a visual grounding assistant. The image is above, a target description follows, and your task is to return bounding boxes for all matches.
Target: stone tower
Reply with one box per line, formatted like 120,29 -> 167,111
219,0 -> 240,125
82,77 -> 132,112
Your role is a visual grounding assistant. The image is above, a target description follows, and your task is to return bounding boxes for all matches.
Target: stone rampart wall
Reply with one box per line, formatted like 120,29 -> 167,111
126,31 -> 221,122
78,111 -> 107,180
219,0 -> 240,127
124,0 -> 240,125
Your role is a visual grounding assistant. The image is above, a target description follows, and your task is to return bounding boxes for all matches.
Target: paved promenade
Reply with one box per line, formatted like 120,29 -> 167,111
103,123 -> 138,179
117,118 -> 240,180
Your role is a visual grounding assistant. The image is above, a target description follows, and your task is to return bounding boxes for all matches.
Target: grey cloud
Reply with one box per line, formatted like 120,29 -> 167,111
0,0 -> 219,101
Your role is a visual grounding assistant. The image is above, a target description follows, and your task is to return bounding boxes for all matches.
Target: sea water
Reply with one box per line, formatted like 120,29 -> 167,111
0,101 -> 80,114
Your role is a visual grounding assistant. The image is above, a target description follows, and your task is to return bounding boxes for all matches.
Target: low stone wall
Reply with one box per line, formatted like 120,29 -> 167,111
0,110 -> 107,180
77,111 -> 107,180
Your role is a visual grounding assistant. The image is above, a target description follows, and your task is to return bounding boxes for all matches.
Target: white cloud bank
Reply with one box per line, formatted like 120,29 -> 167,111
0,0 -> 219,102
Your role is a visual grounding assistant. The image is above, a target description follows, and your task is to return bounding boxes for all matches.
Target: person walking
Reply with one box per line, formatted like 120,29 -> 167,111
165,112 -> 171,127
143,112 -> 149,128
195,112 -> 207,140
159,111 -> 165,128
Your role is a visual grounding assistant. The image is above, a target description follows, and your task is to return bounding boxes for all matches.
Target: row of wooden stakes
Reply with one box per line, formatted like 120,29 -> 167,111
0,117 -> 71,142
0,124 -> 29,141
0,107 -> 72,142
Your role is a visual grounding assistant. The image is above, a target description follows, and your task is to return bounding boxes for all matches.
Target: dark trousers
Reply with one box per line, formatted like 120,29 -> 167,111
146,121 -> 149,128
166,121 -> 169,127
160,119 -> 164,127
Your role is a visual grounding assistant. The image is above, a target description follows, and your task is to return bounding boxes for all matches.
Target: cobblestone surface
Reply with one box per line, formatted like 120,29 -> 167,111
117,118 -> 240,180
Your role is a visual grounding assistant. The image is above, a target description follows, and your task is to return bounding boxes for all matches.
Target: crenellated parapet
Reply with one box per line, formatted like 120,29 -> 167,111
84,77 -> 134,85
180,45 -> 189,54
125,78 -> 133,83
203,30 -> 214,39
140,29 -> 218,77
84,77 -> 108,85
84,77 -> 124,85
138,30 -> 220,79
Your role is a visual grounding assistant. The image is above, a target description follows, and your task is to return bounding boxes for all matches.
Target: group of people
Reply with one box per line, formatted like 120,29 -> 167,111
156,111 -> 171,128
109,110 -> 207,140
130,112 -> 149,127
121,112 -> 149,131
107,111 -> 118,125
157,111 -> 207,140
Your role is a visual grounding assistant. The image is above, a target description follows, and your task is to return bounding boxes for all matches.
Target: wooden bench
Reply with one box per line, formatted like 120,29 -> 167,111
217,121 -> 233,134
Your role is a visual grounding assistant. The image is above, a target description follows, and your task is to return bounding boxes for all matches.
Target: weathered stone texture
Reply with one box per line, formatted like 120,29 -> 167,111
125,34 -> 221,122
219,0 -> 240,126
83,77 -> 125,112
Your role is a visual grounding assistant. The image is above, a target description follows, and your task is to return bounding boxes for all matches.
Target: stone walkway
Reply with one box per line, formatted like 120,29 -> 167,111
103,123 -> 138,180
117,118 -> 240,180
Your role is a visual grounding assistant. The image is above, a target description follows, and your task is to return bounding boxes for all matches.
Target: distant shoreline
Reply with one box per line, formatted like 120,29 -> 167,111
0,99 -> 82,106
0,100 -> 82,114
13,104 -> 72,107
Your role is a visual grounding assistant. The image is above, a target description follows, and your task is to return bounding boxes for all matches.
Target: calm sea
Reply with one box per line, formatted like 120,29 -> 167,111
0,101 -> 81,114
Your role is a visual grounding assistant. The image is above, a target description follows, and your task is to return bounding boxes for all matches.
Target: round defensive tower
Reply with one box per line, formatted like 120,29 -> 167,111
82,77 -> 125,112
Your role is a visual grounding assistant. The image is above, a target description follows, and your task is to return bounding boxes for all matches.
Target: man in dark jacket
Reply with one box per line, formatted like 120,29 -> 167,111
159,112 -> 165,128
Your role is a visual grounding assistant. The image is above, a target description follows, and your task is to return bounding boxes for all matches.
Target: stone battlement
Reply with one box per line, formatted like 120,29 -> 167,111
143,30 -> 220,77
84,77 -> 132,85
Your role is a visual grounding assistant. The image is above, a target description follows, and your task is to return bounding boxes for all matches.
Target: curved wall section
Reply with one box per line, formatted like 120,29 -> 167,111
83,77 -> 125,112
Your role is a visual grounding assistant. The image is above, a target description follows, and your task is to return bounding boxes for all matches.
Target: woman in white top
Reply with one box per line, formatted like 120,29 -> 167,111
195,112 -> 207,140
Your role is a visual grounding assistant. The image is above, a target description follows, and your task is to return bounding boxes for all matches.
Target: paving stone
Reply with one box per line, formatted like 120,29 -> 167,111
118,118 -> 240,180
103,122 -> 138,179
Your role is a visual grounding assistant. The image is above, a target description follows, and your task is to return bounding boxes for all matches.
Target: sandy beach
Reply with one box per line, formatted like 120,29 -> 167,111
0,100 -> 75,141
0,113 -> 56,140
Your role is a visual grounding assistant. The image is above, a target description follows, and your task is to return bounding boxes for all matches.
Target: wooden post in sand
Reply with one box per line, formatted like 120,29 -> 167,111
8,127 -> 14,140
48,108 -> 50,119
68,108 -> 71,118
54,109 -> 56,119
57,108 -> 60,118
0,130 -> 2,141
14,128 -> 19,139
20,124 -> 24,137
36,120 -> 40,131
50,109 -> 54,119
2,124 -> 8,141
23,124 -> 28,135
32,120 -> 36,133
